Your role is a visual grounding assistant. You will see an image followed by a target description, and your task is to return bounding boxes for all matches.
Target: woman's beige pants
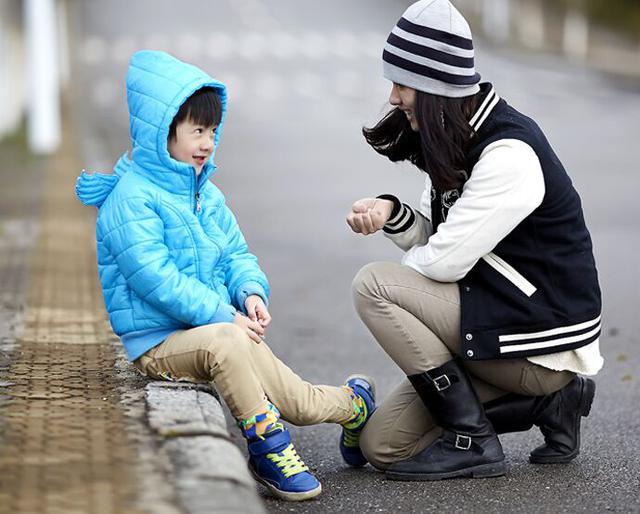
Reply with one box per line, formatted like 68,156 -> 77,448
353,262 -> 574,470
134,323 -> 354,425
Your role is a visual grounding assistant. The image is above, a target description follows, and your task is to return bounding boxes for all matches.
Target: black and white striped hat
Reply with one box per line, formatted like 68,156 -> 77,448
383,0 -> 481,98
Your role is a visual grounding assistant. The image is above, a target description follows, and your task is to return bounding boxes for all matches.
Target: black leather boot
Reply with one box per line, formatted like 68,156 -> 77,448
483,376 -> 596,464
386,358 -> 506,481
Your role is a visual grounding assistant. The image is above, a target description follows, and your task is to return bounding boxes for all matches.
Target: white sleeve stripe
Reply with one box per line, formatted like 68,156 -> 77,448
387,204 -> 408,225
387,206 -> 411,228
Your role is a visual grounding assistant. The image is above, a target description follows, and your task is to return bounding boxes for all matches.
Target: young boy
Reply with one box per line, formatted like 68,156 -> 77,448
76,50 -> 375,501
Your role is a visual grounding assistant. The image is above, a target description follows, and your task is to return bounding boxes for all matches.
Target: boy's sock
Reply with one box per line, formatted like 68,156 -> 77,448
341,386 -> 368,430
339,376 -> 376,467
239,402 -> 281,439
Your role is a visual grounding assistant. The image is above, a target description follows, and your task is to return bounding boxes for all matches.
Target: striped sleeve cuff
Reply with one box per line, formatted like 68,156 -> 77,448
377,194 -> 416,234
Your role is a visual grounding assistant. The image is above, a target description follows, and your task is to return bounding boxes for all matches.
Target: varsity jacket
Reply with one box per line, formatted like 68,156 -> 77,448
382,83 -> 602,361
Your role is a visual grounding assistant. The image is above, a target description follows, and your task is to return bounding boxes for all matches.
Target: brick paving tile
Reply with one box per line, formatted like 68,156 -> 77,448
0,123 -> 146,514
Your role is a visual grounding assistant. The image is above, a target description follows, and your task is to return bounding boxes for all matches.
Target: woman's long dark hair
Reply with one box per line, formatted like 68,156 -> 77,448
363,91 -> 479,191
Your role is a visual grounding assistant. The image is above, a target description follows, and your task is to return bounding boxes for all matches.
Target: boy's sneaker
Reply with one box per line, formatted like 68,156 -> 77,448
247,423 -> 321,501
340,374 -> 377,467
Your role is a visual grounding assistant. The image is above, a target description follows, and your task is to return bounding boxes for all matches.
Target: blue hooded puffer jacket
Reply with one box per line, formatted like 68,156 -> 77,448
76,50 -> 269,361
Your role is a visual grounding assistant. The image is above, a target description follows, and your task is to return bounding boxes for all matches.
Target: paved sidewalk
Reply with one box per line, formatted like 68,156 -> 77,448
0,118 -> 263,513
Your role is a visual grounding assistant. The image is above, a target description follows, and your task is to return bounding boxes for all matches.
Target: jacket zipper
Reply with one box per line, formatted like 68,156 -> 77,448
191,168 -> 201,214
482,252 -> 537,297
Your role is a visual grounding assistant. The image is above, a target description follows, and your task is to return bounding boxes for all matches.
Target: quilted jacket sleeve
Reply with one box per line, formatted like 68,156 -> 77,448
100,196 -> 236,325
216,204 -> 270,313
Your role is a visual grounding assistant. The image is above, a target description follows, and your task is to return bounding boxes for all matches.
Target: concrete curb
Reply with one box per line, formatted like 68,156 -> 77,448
145,382 -> 265,514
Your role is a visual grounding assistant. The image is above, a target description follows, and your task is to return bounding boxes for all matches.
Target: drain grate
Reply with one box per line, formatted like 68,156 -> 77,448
0,343 -> 142,514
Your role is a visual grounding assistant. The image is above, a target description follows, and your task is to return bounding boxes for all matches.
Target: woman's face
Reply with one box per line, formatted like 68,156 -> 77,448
389,83 -> 419,131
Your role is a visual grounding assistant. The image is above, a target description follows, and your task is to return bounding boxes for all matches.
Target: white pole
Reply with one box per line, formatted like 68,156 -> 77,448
563,8 -> 589,60
517,0 -> 545,50
24,0 -> 61,154
482,0 -> 510,43
57,0 -> 70,89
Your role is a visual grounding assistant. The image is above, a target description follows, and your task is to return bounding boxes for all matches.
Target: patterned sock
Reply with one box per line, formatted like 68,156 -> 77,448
341,386 -> 367,430
239,402 -> 281,439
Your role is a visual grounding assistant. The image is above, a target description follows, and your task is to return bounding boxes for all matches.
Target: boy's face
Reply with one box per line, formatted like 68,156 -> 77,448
168,119 -> 217,175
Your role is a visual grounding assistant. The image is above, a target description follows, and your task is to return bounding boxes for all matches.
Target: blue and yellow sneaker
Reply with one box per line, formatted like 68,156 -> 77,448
247,423 -> 322,501
340,374 -> 376,467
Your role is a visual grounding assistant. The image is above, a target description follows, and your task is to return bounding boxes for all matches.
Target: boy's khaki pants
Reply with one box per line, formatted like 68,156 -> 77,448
352,262 -> 575,470
134,323 -> 355,425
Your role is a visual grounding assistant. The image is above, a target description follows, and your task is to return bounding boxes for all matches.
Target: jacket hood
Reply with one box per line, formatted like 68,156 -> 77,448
126,50 -> 227,194
75,152 -> 131,208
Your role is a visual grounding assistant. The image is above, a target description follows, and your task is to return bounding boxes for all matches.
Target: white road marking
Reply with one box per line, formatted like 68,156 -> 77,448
221,73 -> 244,101
79,31 -> 388,65
363,31 -> 386,59
237,33 -> 268,61
111,36 -> 137,63
329,31 -> 359,59
226,0 -> 280,31
175,34 -> 202,60
81,36 -> 107,65
293,71 -> 322,99
254,73 -> 284,101
270,31 -> 298,60
207,33 -> 234,60
142,33 -> 170,52
333,71 -> 362,98
299,31 -> 329,60
91,78 -> 119,108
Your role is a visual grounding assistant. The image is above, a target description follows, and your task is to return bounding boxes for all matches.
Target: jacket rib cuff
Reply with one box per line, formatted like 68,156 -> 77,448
378,194 -> 416,234
209,302 -> 237,324
235,281 -> 268,313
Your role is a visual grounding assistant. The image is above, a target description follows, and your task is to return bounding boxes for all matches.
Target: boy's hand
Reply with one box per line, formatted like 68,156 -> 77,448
347,198 -> 394,235
233,313 -> 265,344
245,295 -> 272,328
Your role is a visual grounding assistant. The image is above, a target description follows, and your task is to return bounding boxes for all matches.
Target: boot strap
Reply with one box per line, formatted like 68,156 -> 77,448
443,430 -> 485,454
408,369 -> 460,394
454,434 -> 472,450
431,374 -> 452,391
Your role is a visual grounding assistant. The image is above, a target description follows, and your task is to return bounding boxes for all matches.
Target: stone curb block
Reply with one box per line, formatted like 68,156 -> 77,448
145,382 -> 265,514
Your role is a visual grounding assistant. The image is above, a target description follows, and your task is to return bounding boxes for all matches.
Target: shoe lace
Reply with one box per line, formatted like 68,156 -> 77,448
267,444 -> 310,478
342,428 -> 361,448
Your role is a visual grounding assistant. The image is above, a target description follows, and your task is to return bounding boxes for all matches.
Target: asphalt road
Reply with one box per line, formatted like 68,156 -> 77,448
68,1 -> 640,512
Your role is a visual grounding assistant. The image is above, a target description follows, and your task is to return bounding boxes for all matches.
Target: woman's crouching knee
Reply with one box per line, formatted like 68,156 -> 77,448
352,262 -> 380,300
352,262 -> 396,307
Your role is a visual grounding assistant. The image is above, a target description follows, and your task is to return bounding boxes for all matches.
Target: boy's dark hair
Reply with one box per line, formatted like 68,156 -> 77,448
168,87 -> 222,140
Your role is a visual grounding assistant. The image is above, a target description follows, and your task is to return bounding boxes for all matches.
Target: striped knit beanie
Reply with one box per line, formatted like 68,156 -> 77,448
383,0 -> 481,98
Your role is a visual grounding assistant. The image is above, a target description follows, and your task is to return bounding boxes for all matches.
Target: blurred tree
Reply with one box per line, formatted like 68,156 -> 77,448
555,0 -> 640,40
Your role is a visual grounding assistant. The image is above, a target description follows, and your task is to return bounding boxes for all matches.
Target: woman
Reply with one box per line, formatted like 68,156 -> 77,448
346,0 -> 602,481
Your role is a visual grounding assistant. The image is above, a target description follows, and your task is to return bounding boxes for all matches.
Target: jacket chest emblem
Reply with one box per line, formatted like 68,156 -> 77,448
432,187 -> 461,225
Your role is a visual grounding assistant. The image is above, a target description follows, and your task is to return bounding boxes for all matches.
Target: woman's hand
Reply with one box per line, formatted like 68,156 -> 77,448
233,312 -> 265,344
346,198 -> 394,235
245,295 -> 272,328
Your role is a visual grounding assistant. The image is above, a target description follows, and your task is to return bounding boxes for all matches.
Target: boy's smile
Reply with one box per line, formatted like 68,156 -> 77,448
168,119 -> 217,175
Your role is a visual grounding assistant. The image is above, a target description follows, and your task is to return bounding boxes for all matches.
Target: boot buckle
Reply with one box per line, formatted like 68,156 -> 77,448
455,434 -> 472,450
432,374 -> 451,391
